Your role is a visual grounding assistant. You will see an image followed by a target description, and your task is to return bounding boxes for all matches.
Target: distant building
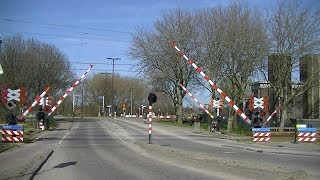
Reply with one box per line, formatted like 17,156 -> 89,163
267,54 -> 292,119
300,54 -> 320,119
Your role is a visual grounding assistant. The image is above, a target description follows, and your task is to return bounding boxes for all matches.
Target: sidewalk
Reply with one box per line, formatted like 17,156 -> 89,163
154,121 -> 320,156
0,119 -> 73,180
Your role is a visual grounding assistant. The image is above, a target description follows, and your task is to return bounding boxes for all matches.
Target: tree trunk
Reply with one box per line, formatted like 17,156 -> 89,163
279,107 -> 288,132
232,112 -> 239,130
176,86 -> 183,124
227,108 -> 234,132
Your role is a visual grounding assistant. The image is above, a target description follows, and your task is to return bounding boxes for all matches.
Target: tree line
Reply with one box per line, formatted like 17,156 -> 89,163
129,1 -> 320,131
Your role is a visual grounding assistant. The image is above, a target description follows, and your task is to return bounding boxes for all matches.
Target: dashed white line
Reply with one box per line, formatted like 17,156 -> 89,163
35,131 -> 48,140
59,131 -> 70,145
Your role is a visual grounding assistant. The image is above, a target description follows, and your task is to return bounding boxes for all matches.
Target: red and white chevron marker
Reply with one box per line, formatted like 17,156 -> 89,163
20,86 -> 51,119
1,136 -> 24,142
2,129 -> 24,136
252,132 -> 271,142
298,132 -> 317,142
148,105 -> 153,144
171,42 -> 251,124
179,84 -> 214,119
49,64 -> 93,116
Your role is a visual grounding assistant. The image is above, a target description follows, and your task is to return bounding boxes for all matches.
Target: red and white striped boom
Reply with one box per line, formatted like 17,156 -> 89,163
20,86 -> 51,119
179,84 -> 214,119
171,41 -> 251,124
48,64 -> 93,116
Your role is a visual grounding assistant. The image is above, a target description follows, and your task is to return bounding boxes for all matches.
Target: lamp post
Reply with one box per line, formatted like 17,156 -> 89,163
101,72 -> 111,117
106,57 -> 121,117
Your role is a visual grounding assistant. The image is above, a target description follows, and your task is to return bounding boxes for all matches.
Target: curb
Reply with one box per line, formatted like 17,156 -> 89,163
222,144 -> 320,157
26,149 -> 54,180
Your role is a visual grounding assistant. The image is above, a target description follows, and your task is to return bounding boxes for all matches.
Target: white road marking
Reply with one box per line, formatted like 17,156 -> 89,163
59,131 -> 70,145
224,152 -> 235,154
35,131 -> 48,140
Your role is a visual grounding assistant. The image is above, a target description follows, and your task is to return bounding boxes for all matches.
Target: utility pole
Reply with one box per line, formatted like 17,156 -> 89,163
72,94 -> 75,118
0,35 -> 2,52
130,89 -> 133,116
106,57 -> 121,117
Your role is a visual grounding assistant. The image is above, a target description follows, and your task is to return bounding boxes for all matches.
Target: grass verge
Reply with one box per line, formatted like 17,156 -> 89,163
0,117 -> 59,153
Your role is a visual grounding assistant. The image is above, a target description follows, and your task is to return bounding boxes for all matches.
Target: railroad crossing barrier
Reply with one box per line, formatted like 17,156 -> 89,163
252,128 -> 271,142
1,125 -> 24,142
297,124 -> 317,143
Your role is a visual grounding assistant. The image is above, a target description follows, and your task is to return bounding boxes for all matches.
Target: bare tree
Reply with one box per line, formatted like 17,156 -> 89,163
265,1 -> 320,131
0,35 -> 74,119
196,4 -> 269,131
83,73 -> 147,116
129,9 -> 200,124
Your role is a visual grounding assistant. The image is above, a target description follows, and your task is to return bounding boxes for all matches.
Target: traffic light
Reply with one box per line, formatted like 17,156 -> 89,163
148,93 -> 157,105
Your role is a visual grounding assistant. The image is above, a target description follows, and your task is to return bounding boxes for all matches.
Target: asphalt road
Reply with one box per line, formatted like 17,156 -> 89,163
116,117 -> 320,178
33,117 -> 320,180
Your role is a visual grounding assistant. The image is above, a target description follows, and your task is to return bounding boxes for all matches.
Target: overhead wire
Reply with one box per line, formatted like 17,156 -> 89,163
1,18 -> 132,34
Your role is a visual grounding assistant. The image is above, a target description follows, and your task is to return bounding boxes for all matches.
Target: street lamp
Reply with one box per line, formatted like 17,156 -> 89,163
101,72 -> 112,117
106,57 -> 121,117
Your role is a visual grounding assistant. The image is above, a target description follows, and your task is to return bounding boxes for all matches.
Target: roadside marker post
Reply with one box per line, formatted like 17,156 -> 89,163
1,125 -> 24,142
252,128 -> 271,143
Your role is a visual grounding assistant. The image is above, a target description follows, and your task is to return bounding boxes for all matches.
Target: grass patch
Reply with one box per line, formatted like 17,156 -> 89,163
0,142 -> 21,153
157,120 -> 192,128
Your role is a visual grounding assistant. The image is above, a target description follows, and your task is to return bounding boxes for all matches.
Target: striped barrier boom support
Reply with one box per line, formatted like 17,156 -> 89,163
171,42 -> 251,124
49,64 -> 93,116
179,84 -> 214,119
21,86 -> 51,119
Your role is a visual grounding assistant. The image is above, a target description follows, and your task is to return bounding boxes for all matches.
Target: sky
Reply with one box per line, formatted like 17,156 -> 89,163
1,0 -> 319,107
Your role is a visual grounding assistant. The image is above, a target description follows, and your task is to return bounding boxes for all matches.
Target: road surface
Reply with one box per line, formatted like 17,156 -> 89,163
33,117 -> 320,180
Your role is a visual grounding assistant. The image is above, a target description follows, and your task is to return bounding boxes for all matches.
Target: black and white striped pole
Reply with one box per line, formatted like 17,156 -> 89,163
148,105 -> 152,144
147,93 -> 157,144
